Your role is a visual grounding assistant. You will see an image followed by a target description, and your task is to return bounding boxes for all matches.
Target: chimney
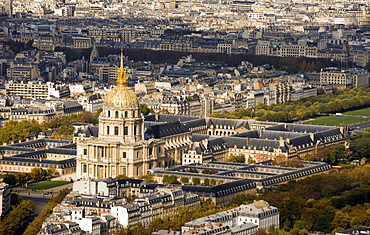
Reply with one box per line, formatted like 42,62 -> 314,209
202,139 -> 209,148
309,133 -> 315,141
155,112 -> 159,122
246,137 -> 250,146
279,137 -> 284,147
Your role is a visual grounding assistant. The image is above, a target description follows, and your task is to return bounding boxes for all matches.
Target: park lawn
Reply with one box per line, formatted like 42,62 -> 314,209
303,116 -> 369,126
343,107 -> 370,116
27,180 -> 71,190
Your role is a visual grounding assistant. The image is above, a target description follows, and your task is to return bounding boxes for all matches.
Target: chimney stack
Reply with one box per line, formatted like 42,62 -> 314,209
279,137 -> 284,147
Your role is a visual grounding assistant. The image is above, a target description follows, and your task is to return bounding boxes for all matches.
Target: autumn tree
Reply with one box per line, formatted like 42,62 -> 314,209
0,200 -> 35,235
162,175 -> 179,184
225,154 -> 246,163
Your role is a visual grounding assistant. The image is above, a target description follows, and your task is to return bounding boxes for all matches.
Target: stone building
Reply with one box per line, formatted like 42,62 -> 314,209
76,53 -> 179,179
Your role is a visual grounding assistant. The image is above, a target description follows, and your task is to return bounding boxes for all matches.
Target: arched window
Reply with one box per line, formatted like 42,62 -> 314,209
124,111 -> 128,118
115,111 -> 119,118
114,126 -> 119,135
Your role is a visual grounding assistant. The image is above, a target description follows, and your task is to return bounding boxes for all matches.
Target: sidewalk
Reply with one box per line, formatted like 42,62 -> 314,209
13,183 -> 72,197
51,173 -> 77,181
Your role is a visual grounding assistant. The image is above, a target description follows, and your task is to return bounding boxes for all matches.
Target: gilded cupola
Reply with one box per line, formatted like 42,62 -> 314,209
104,51 -> 139,109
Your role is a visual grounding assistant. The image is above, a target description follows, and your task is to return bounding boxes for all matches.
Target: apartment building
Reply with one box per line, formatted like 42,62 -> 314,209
320,67 -> 369,90
0,183 -> 10,220
5,81 -> 70,99
164,200 -> 278,235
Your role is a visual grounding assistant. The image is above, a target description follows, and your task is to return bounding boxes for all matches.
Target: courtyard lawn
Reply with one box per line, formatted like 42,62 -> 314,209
343,107 -> 370,116
303,116 -> 369,126
26,180 -> 71,190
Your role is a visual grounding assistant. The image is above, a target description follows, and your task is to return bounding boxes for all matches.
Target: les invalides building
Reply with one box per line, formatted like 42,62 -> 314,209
75,52 -> 188,179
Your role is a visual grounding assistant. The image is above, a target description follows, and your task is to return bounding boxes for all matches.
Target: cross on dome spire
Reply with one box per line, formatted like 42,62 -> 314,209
116,49 -> 127,86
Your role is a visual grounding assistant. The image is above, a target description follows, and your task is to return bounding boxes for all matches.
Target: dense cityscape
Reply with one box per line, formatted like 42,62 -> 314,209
0,0 -> 370,235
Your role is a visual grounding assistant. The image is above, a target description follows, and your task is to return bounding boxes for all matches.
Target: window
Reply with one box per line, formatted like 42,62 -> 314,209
124,111 -> 128,118
107,111 -> 110,117
83,164 -> 87,173
124,127 -> 128,135
115,111 -> 119,118
134,126 -> 137,135
114,126 -> 119,135
83,149 -> 87,155
107,126 -> 110,135
123,152 -> 127,158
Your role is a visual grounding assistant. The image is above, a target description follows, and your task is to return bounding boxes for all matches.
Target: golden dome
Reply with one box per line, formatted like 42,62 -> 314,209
104,51 -> 139,108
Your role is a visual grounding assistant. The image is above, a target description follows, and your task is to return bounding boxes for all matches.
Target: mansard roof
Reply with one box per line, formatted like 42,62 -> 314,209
286,123 -> 331,133
144,121 -> 189,139
74,126 -> 99,137
260,130 -> 305,140
222,136 -> 287,152
314,128 -> 344,143
289,135 -> 314,147
192,134 -> 210,142
231,130 -> 259,138
205,118 -> 250,129
144,114 -> 198,123
182,179 -> 256,197
183,118 -> 207,130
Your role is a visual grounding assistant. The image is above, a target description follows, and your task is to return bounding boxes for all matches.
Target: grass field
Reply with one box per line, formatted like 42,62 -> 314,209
304,116 -> 369,126
27,181 -> 71,190
343,107 -> 370,116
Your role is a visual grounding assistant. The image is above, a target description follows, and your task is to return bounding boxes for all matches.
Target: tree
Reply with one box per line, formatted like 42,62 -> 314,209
162,175 -> 179,184
192,177 -> 201,185
140,174 -> 156,183
225,154 -> 246,163
350,137 -> 370,159
290,221 -> 309,235
248,157 -> 256,164
115,174 -> 130,180
0,200 -> 35,235
75,111 -> 94,123
0,120 -> 41,144
58,125 -> 74,136
180,176 -> 189,184
10,193 -> 22,207
23,188 -> 71,235
140,104 -> 150,116
327,144 -> 347,164
2,174 -> 16,185
30,168 -> 45,181
203,178 -> 210,186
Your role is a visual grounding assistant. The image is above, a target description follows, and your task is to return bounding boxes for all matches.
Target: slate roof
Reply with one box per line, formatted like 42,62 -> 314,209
205,118 -> 250,129
182,179 -> 256,197
208,138 -> 228,152
144,121 -> 189,139
222,136 -> 287,152
74,125 -> 99,138
260,130 -> 305,140
183,118 -> 207,130
192,134 -> 210,142
145,114 -> 198,123
231,130 -> 259,138
46,148 -> 77,155
287,123 -> 331,133
188,142 -> 208,154
314,128 -> 344,143
289,135 -> 315,147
